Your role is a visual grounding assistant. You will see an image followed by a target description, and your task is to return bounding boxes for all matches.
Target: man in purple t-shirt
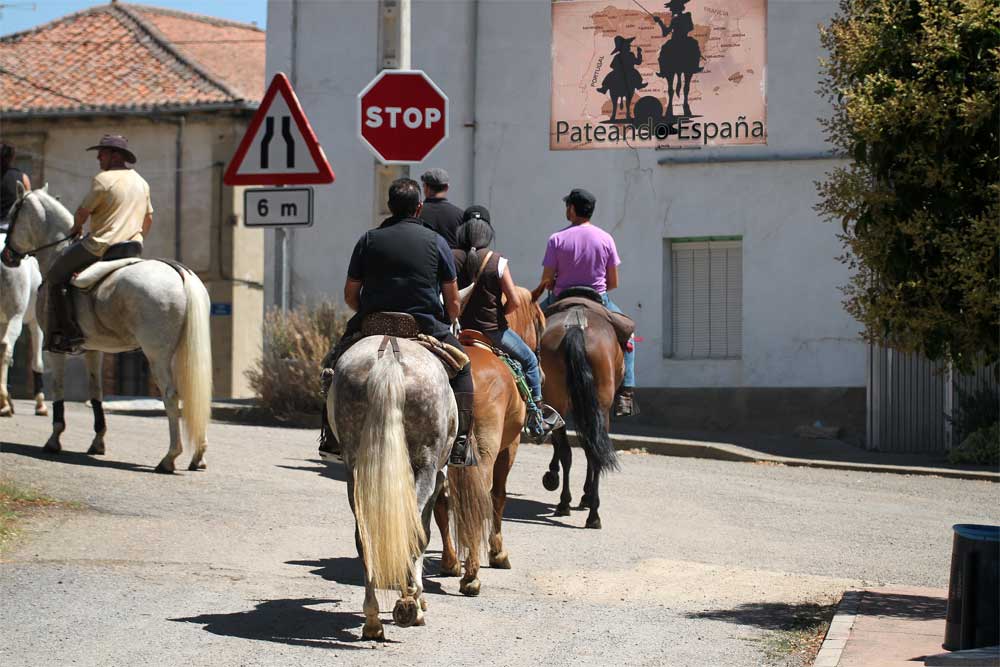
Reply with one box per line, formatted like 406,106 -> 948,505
536,188 -> 637,416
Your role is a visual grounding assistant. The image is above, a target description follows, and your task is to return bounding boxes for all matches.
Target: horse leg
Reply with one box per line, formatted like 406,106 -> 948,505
542,445 -> 560,490
666,74 -> 676,118
43,353 -> 67,453
584,448 -> 603,530
433,480 -> 461,577
0,316 -> 22,417
578,462 -> 593,510
610,95 -> 618,121
27,317 -> 46,416
394,459 -> 438,624
682,73 -> 693,116
85,351 -> 106,455
624,92 -> 634,121
346,472 -> 385,640
553,427 -> 572,516
489,441 -> 518,569
148,354 -> 182,473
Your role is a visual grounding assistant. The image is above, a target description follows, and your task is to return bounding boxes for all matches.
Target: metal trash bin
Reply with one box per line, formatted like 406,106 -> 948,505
943,524 -> 1000,651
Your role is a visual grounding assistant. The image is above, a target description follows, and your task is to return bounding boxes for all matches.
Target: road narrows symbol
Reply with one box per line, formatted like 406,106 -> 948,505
281,116 -> 295,168
261,116 -> 274,169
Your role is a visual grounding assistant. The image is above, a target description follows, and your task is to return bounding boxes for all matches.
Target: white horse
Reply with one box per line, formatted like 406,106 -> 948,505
1,183 -> 212,473
0,228 -> 47,417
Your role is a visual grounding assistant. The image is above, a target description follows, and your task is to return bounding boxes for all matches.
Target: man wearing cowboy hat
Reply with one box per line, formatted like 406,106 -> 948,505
45,134 -> 153,353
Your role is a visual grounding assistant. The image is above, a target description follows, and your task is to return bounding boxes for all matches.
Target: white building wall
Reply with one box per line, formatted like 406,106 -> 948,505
266,0 -> 865,389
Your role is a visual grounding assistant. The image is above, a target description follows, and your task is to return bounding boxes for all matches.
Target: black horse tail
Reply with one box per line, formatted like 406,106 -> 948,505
563,326 -> 620,475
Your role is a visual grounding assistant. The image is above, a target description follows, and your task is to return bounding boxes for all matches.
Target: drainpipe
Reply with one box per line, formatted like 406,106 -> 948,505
173,115 -> 185,261
467,0 -> 479,202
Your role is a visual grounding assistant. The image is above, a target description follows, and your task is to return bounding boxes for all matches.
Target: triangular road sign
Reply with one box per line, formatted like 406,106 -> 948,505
224,73 -> 335,186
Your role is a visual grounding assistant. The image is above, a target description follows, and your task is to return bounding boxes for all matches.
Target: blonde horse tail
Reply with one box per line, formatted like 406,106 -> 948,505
174,271 -> 212,462
448,439 -> 493,562
354,351 -> 424,594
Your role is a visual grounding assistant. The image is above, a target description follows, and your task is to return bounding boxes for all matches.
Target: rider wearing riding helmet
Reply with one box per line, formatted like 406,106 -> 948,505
323,178 -> 476,467
536,188 -> 637,416
453,206 -> 562,441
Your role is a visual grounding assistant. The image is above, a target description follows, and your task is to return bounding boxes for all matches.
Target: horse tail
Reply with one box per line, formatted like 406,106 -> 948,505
448,440 -> 493,562
353,350 -> 425,594
174,271 -> 212,458
563,326 -> 619,474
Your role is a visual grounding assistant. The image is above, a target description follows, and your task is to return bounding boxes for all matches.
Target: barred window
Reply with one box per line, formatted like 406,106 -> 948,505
667,238 -> 742,359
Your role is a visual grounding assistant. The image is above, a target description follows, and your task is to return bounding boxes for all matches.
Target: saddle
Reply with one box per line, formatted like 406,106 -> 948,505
459,329 -> 536,407
359,312 -> 469,377
544,291 -> 636,349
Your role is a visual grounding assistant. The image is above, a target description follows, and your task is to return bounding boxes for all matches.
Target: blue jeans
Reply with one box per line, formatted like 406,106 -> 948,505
601,294 -> 635,388
487,328 -> 542,402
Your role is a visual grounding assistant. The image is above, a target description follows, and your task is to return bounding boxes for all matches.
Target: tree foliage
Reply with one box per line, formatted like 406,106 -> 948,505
817,0 -> 1000,372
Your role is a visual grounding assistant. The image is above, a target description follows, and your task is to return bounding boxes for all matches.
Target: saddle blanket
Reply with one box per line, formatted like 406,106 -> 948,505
71,258 -> 144,290
544,296 -> 636,347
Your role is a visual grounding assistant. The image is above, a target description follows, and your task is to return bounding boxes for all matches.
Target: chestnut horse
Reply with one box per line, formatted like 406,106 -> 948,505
538,303 -> 621,529
434,286 -> 544,595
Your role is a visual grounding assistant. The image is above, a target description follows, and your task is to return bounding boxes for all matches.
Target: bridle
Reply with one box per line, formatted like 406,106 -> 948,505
0,191 -> 76,267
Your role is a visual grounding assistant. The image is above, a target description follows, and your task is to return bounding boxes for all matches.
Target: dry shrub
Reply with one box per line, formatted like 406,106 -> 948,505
246,302 -> 348,418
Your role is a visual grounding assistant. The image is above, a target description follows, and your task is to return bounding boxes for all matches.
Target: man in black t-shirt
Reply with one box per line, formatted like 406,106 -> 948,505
321,178 -> 476,466
417,168 -> 464,249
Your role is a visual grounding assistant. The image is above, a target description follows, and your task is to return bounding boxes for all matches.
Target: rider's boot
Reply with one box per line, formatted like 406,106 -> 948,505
525,402 -> 565,444
45,285 -> 84,354
613,387 -> 639,417
449,392 -> 478,467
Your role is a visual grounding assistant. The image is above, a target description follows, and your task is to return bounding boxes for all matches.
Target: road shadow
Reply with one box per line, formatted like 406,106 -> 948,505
688,600 -> 838,632
502,493 -> 582,529
288,556 -> 451,596
171,597 -> 379,649
277,457 -> 348,483
0,441 -> 152,473
857,591 -> 947,620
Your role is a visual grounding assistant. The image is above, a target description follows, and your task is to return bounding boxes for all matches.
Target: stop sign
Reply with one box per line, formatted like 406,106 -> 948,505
357,70 -> 449,164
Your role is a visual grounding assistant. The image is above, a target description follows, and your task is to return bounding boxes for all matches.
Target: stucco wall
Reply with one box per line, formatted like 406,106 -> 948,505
266,0 -> 865,389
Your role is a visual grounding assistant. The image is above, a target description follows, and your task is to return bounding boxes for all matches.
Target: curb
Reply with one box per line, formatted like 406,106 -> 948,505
99,401 -> 999,483
813,590 -> 862,667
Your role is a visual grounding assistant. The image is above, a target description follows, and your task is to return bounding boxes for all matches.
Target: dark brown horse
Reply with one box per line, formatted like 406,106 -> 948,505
434,287 -> 544,595
537,301 -> 622,529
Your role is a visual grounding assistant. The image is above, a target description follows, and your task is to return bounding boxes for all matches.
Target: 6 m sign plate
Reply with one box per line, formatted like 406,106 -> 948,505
244,188 -> 313,227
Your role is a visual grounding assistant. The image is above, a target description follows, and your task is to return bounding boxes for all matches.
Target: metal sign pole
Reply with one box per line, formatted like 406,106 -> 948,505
374,0 -> 411,227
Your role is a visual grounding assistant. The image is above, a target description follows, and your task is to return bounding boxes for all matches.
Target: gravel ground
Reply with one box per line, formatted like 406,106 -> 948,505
1,399 -> 997,666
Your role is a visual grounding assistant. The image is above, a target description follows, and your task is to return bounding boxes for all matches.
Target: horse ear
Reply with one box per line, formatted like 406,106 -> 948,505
15,181 -> 26,200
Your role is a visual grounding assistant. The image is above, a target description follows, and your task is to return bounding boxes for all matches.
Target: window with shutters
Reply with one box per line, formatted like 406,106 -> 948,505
665,237 -> 742,359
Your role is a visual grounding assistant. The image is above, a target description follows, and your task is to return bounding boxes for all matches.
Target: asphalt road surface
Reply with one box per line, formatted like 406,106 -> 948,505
2,400 -> 997,666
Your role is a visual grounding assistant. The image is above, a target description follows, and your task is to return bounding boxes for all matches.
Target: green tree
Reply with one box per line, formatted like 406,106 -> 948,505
817,0 -> 1000,372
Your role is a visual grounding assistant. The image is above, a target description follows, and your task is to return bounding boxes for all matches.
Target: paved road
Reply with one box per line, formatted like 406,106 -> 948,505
1,400 -> 997,666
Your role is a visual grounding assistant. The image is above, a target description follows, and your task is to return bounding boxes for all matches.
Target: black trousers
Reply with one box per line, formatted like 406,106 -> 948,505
47,241 -> 100,340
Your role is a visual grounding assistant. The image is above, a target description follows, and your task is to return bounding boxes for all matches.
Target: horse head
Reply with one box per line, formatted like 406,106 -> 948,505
1,184 -> 72,268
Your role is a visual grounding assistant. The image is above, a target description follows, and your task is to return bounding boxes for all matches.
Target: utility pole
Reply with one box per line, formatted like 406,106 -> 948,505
373,0 -> 412,227
274,0 -> 299,311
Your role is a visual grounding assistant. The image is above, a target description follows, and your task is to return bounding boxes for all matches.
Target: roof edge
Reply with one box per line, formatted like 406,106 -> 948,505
113,2 -> 247,102
0,100 -> 258,120
121,2 -> 264,32
1,4 -> 110,42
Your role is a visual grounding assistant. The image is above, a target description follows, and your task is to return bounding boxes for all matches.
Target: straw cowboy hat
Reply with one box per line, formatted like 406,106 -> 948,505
86,134 -> 137,164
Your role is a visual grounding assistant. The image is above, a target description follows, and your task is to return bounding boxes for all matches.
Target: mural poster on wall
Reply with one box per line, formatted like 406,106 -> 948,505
551,0 -> 767,150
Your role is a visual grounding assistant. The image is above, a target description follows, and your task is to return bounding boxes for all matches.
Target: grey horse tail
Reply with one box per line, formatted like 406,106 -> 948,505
563,326 -> 620,474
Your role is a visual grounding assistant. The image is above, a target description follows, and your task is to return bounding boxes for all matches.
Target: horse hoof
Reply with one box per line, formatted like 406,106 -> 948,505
362,619 -> 385,641
419,595 -> 428,611
585,516 -> 602,530
43,439 -> 61,453
489,553 -> 511,569
576,501 -> 590,511
439,560 -> 461,577
392,597 -> 419,627
542,471 -> 559,491
188,459 -> 207,471
0,406 -> 12,417
459,576 -> 481,597
86,444 -> 105,456
554,505 -> 571,517
35,407 -> 48,417
154,463 -> 175,475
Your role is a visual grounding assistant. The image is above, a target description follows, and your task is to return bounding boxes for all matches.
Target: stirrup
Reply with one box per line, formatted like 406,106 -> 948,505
449,434 -> 478,467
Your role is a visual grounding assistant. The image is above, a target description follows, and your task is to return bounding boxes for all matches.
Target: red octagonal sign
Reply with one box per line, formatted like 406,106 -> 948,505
358,70 -> 449,164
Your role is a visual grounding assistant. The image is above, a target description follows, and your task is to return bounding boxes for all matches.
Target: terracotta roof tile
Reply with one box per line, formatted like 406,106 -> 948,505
0,2 -> 264,115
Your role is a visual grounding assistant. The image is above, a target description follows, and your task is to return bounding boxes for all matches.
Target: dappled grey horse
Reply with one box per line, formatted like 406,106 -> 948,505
0,229 -> 46,417
1,184 -> 212,473
327,335 -> 455,640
